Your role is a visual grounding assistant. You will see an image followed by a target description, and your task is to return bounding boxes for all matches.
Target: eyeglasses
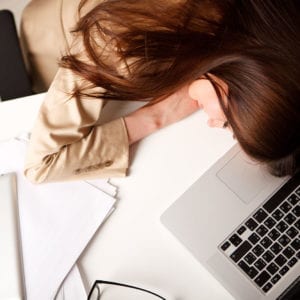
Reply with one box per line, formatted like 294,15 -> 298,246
87,280 -> 166,300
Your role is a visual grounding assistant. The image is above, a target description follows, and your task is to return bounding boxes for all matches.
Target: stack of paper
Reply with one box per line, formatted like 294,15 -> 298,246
0,137 -> 117,300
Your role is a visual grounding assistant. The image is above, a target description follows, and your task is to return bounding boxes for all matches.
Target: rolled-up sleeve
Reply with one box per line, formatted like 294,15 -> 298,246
24,67 -> 129,183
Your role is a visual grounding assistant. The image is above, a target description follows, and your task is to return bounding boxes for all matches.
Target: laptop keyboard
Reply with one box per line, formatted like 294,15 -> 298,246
219,174 -> 300,294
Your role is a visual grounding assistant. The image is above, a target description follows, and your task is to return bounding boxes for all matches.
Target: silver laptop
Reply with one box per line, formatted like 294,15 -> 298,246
0,173 -> 25,300
161,144 -> 300,300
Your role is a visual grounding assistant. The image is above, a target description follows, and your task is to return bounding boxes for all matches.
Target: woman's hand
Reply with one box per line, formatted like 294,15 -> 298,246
124,85 -> 201,144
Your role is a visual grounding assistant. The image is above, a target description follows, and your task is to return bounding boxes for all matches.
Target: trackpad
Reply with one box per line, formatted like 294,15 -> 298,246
217,151 -> 269,204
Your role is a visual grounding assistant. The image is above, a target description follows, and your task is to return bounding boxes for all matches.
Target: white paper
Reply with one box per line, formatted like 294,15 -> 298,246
0,139 -> 116,300
85,179 -> 117,197
55,265 -> 87,300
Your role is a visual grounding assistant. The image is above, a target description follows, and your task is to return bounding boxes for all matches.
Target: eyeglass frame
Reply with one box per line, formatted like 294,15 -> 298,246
87,279 -> 166,300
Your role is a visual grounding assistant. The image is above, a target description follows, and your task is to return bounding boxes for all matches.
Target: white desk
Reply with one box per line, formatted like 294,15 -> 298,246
0,93 -> 236,299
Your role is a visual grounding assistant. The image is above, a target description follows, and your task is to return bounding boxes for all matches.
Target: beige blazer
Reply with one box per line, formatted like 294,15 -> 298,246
21,0 -> 129,183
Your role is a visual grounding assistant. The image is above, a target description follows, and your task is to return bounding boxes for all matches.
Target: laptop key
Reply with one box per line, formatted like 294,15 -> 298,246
254,258 -> 266,271
266,262 -> 279,275
275,254 -> 287,267
238,260 -> 258,279
253,209 -> 268,223
264,217 -> 276,229
237,225 -> 246,235
254,271 -> 271,287
284,213 -> 296,225
221,241 -> 231,251
286,227 -> 298,239
230,241 -> 252,263
271,274 -> 281,285
290,238 -> 300,251
288,194 -> 299,205
280,201 -> 292,213
248,233 -> 260,245
296,187 -> 300,197
229,234 -> 242,247
261,237 -> 272,249
287,257 -> 297,267
294,220 -> 300,230
292,205 -> 300,217
268,228 -> 280,241
278,234 -> 291,247
276,221 -> 288,233
282,246 -> 295,259
244,252 -> 256,265
272,209 -> 284,221
253,245 -> 264,257
262,282 -> 272,293
262,251 -> 274,263
263,192 -> 286,213
245,218 -> 258,231
279,265 -> 289,276
270,242 -> 283,255
256,225 -> 268,237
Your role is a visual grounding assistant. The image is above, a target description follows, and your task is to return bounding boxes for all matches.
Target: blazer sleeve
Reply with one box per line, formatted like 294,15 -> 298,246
24,67 -> 129,183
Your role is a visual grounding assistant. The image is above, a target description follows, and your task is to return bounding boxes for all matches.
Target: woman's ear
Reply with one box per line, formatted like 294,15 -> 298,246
188,79 -> 215,102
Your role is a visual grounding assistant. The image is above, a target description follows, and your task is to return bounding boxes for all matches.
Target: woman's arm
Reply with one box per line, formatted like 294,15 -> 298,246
24,67 -> 129,183
124,85 -> 200,144
24,67 -> 200,184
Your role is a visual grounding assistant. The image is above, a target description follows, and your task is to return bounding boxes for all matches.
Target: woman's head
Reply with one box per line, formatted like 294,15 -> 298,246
62,0 -> 299,177
202,0 -> 300,177
189,50 -> 300,177
187,45 -> 300,177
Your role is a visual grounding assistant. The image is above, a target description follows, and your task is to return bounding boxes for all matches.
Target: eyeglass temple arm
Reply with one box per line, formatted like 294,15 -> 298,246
88,279 -> 166,300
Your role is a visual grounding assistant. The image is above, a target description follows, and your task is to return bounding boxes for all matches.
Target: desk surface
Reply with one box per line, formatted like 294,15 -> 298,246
0,94 -> 236,299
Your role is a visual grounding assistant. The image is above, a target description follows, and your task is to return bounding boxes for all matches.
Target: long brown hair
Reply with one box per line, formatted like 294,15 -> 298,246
60,0 -> 300,177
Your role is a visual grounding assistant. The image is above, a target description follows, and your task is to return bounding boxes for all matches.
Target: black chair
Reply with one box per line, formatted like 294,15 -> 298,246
0,10 -> 32,101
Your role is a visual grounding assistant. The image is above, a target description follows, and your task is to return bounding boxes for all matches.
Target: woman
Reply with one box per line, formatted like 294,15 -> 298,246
21,0 -> 300,183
